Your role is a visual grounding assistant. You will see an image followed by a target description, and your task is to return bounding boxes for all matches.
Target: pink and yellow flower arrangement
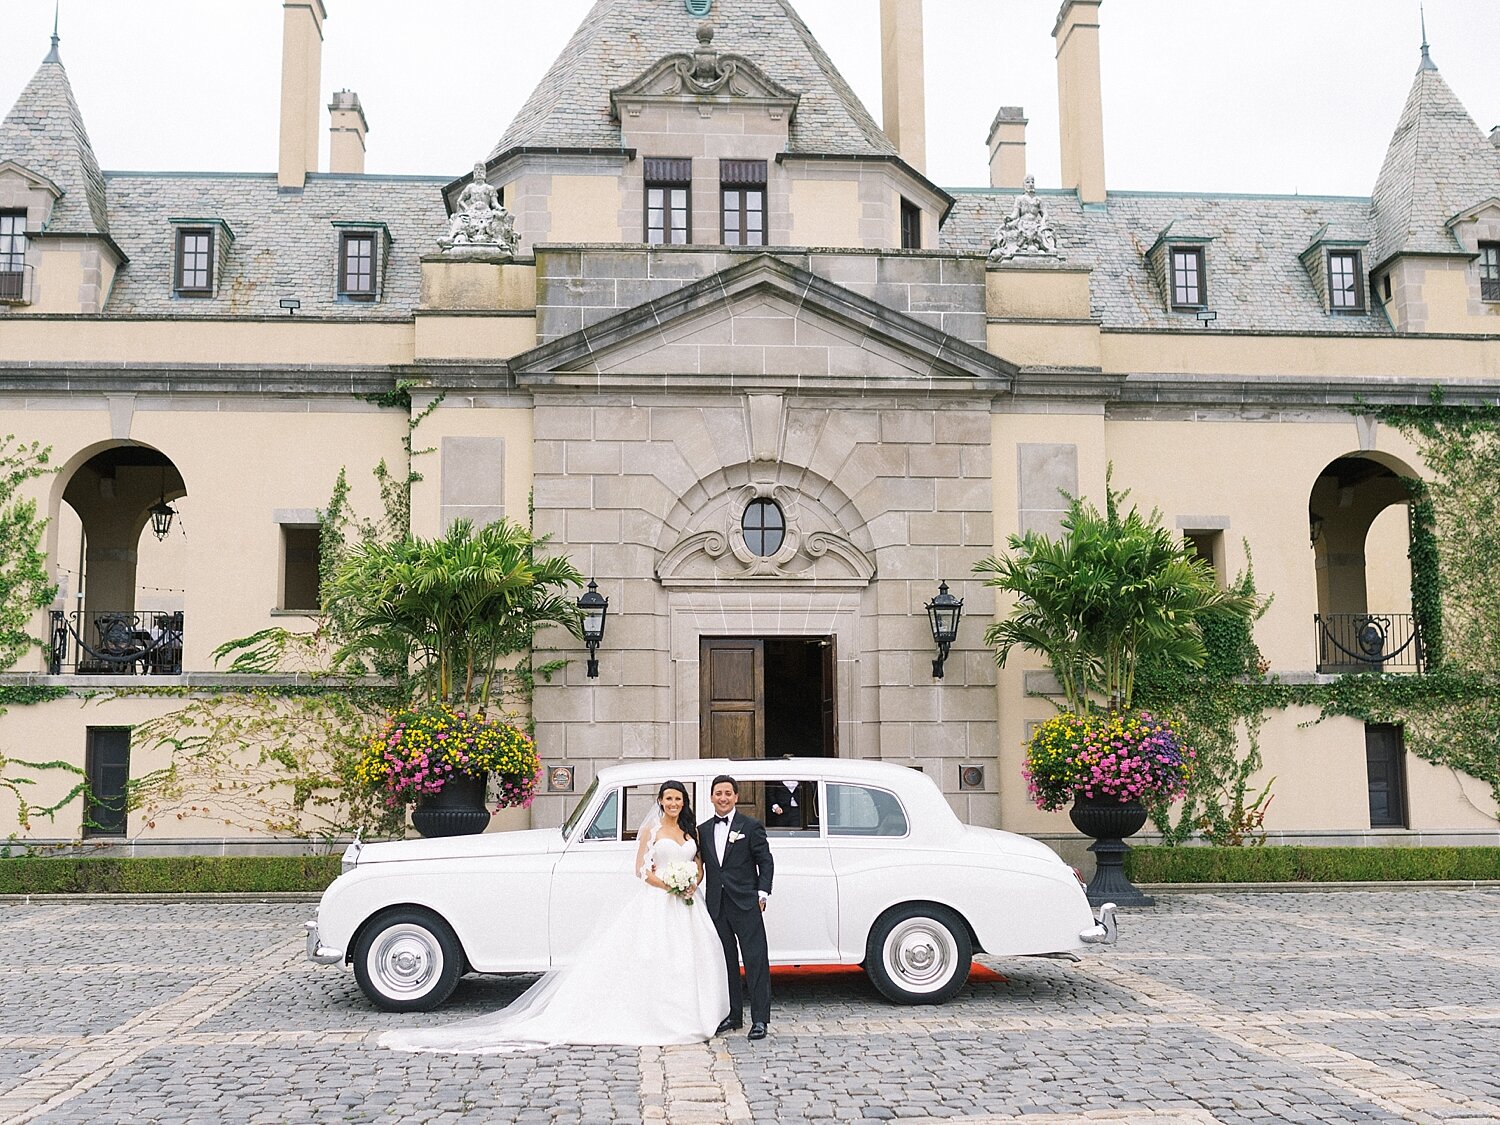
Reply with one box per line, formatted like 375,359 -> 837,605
1022,710 -> 1193,812
356,703 -> 541,810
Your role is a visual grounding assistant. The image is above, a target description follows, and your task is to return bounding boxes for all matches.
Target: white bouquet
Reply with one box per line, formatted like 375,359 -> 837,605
658,860 -> 699,905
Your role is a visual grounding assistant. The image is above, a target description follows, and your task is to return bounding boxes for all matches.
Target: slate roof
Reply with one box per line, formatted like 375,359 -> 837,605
101,173 -> 449,318
941,189 -> 1394,336
1369,54 -> 1500,268
0,44 -> 110,236
490,0 -> 896,162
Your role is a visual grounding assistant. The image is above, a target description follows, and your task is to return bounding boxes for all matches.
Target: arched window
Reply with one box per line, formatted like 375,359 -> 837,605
741,498 -> 785,557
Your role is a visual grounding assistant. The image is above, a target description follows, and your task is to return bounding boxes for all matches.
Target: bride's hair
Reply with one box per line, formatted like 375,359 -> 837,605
656,780 -> 699,845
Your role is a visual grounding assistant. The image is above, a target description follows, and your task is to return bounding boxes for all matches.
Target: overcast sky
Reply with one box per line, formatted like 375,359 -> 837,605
3,1 -> 1498,197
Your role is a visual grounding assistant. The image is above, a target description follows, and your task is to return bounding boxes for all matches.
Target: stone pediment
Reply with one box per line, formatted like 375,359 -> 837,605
511,254 -> 1013,393
1446,197 -> 1500,229
610,25 -> 800,122
0,160 -> 62,199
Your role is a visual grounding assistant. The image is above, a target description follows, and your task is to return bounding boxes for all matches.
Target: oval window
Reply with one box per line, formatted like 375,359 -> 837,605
742,498 -> 786,557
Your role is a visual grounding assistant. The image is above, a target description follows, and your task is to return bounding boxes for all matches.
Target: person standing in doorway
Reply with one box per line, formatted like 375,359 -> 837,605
700,774 -> 774,1040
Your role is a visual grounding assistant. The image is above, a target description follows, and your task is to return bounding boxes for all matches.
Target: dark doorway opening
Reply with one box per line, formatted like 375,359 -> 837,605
85,727 -> 130,838
700,636 -> 836,760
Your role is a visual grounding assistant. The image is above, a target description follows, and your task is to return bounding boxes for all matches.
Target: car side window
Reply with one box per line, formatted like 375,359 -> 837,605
583,788 -> 619,841
582,784 -> 660,842
827,783 -> 908,838
763,777 -> 820,835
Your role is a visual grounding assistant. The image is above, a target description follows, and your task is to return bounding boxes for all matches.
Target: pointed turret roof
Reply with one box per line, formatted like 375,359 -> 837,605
489,0 -> 896,163
0,36 -> 110,236
1370,48 -> 1500,267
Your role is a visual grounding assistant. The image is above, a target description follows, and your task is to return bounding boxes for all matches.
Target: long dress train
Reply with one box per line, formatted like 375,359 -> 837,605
379,834 -> 728,1053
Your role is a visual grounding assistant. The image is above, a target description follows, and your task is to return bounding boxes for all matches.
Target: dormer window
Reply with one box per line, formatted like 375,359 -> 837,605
175,227 -> 214,296
1170,247 -> 1205,309
720,160 -> 767,247
1481,243 -> 1500,302
645,158 -> 692,245
1328,250 -> 1365,312
0,212 -> 25,302
339,231 -> 376,300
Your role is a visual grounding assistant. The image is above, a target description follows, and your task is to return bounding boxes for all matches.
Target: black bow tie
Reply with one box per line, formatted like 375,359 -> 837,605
714,815 -> 730,824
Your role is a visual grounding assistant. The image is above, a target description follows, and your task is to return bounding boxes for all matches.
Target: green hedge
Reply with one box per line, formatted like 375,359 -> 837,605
1127,845 -> 1500,884
0,856 -> 342,895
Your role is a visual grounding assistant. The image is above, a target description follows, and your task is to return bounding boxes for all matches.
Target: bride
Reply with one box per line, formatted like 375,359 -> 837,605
380,780 -> 730,1053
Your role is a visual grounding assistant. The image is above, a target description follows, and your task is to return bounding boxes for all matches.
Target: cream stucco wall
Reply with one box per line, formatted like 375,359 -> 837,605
786,179 -> 863,249
1,318 -> 416,366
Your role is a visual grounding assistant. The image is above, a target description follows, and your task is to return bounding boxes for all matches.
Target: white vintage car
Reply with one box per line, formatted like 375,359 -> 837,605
306,758 -> 1117,1010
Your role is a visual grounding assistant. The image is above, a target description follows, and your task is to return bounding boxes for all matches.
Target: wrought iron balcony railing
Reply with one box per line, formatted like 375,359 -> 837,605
0,267 -> 33,304
48,610 -> 184,675
1314,612 -> 1423,674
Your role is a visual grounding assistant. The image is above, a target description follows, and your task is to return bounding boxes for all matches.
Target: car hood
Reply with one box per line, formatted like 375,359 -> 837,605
353,828 -> 563,865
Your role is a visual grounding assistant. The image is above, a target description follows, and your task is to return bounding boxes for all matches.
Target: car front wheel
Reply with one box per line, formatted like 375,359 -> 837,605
352,908 -> 464,1012
864,903 -> 973,1005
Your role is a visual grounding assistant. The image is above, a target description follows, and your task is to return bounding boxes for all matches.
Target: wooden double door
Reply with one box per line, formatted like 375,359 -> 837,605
699,637 -> 837,760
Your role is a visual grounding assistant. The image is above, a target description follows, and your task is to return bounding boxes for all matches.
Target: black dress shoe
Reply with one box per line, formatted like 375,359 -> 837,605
747,1022 -> 768,1041
715,1016 -> 742,1035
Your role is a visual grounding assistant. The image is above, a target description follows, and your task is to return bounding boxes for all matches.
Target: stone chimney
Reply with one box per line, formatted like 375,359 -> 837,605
278,0 -> 328,189
328,90 -> 368,174
1053,0 -> 1106,204
987,107 -> 1028,189
880,0 -> 927,173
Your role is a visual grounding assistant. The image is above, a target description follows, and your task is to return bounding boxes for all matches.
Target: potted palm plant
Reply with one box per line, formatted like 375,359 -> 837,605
978,473 -> 1256,904
329,519 -> 582,836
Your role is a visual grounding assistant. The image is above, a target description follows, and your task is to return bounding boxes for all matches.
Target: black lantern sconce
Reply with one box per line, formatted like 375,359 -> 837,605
149,468 -> 177,541
578,579 -> 609,679
925,580 -> 963,679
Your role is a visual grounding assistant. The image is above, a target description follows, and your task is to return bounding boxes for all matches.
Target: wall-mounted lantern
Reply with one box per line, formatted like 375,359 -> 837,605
149,469 -> 177,541
925,580 -> 963,679
578,579 -> 609,679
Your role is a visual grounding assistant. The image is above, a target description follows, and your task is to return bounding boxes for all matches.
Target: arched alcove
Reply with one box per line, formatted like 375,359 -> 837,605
50,443 -> 187,675
1308,452 -> 1421,672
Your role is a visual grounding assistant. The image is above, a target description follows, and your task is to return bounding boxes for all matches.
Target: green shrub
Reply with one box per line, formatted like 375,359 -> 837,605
1127,845 -> 1500,883
0,856 -> 342,895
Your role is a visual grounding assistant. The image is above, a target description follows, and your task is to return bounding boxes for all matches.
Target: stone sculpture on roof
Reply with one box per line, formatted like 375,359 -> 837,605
673,23 -> 746,96
989,176 -> 1060,262
440,162 -> 520,258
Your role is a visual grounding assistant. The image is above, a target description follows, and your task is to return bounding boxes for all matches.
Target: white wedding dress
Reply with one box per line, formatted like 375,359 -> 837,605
380,830 -> 729,1054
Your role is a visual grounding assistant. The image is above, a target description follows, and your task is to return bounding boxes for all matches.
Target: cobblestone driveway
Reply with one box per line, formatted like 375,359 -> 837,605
0,890 -> 1498,1124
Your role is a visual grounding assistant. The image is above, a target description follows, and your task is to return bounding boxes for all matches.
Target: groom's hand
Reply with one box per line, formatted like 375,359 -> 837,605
758,898 -> 767,912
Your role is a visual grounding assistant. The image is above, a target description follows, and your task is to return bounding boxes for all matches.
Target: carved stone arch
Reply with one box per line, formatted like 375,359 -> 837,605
656,464 -> 875,589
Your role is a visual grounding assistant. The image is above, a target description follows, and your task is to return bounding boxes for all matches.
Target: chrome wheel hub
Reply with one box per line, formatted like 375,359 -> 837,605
370,926 -> 440,998
884,919 -> 958,992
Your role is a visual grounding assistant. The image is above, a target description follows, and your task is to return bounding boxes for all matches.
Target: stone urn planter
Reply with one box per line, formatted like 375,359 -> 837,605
411,774 -> 491,838
1069,795 -> 1153,907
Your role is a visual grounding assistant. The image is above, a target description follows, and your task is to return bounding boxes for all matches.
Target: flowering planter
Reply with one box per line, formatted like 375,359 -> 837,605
1069,795 -> 1154,908
411,774 -> 491,838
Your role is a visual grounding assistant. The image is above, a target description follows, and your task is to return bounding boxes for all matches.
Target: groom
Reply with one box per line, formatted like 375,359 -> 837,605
701,774 -> 774,1041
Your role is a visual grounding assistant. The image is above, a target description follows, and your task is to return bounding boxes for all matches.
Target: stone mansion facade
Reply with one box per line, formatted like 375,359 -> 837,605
2,0 -> 1499,854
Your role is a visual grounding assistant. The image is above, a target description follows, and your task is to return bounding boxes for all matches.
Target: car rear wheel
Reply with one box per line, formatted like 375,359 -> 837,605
352,908 -> 464,1012
864,904 -> 972,1005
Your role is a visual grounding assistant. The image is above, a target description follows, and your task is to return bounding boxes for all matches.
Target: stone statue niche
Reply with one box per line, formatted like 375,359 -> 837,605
989,175 -> 1062,263
440,162 -> 522,259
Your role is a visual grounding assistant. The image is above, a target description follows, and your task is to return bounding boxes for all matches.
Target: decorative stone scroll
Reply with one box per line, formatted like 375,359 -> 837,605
610,24 -> 800,123
989,175 -> 1062,262
439,162 -> 521,259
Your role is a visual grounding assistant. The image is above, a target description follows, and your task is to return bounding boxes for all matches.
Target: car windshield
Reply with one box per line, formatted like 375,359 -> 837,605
560,777 -> 599,839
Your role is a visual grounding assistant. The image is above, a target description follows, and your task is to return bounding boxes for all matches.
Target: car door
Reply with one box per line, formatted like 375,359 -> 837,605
825,781 -> 913,960
709,777 -> 839,963
548,782 -> 659,965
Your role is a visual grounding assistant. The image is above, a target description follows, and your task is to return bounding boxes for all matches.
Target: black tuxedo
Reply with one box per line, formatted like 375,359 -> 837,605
700,810 -> 774,1025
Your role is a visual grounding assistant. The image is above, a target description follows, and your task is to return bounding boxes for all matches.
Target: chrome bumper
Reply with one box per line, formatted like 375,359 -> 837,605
1079,903 -> 1118,945
304,919 -> 343,965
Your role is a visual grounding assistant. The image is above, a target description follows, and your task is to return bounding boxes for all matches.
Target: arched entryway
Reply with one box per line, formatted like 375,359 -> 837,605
50,443 -> 186,675
1308,452 -> 1421,672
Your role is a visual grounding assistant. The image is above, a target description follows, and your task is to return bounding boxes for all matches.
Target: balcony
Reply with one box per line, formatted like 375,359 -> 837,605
48,610 -> 184,675
1314,613 -> 1424,674
0,267 -> 33,304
